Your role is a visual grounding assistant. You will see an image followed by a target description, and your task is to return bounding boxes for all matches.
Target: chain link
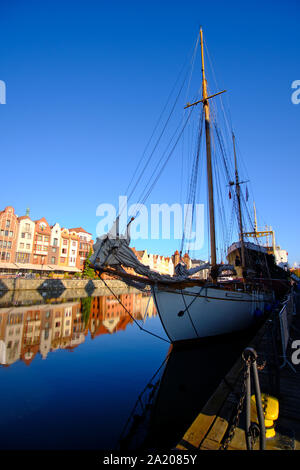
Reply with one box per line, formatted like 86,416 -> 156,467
219,357 -> 251,450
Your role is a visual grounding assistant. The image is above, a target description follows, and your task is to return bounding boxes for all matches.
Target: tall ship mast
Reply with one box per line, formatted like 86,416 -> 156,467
90,28 -> 290,343
201,27 -> 216,267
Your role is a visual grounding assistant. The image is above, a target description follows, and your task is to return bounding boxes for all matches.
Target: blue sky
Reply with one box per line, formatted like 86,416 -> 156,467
0,0 -> 299,265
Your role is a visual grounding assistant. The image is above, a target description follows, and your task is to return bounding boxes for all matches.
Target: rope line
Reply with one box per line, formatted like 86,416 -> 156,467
100,276 -> 171,344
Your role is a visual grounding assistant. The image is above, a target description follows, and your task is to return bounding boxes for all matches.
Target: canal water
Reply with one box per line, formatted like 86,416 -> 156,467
0,286 -> 256,450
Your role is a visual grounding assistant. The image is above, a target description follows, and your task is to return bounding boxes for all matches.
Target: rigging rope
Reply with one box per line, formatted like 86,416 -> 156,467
119,34 -> 202,220
100,275 -> 171,344
180,108 -> 204,255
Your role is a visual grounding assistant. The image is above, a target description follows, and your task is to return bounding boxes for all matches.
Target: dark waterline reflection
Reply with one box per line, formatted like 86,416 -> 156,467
0,289 -> 171,450
0,287 -> 256,450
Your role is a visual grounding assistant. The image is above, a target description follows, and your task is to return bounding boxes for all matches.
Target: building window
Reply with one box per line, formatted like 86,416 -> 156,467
15,252 -> 30,263
9,231 -> 13,237
21,232 -> 25,238
37,235 -> 42,241
52,247 -> 56,253
25,223 -> 30,231
63,239 -> 68,246
62,248 -> 67,254
7,241 -> 11,249
20,243 -> 24,249
27,233 -> 32,239
5,220 -> 10,228
26,244 -> 30,249
4,230 -> 8,237
51,257 -> 55,263
53,238 -> 58,246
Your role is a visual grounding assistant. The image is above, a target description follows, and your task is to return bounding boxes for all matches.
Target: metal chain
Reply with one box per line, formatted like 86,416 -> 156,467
219,357 -> 251,450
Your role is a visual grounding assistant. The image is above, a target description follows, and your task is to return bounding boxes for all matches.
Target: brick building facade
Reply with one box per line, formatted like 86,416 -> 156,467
0,206 -> 94,275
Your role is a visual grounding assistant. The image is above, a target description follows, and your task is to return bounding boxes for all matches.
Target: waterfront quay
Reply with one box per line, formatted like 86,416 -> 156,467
0,278 -> 137,306
177,293 -> 300,451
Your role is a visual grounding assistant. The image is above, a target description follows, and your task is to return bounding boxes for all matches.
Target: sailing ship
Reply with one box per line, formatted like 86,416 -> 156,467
90,29 -> 290,343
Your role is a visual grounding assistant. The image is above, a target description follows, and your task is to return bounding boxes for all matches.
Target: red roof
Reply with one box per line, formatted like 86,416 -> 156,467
69,227 -> 92,235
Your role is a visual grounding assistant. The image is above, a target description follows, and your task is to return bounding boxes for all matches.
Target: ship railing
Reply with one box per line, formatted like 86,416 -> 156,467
278,292 -> 297,372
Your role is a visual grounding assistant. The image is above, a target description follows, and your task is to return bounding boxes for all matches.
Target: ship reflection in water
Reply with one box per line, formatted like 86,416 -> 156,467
0,288 -> 254,450
119,328 -> 255,452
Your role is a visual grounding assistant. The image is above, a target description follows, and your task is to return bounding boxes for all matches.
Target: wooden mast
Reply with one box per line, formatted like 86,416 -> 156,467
232,132 -> 246,269
200,28 -> 217,267
184,29 -> 226,268
253,201 -> 258,232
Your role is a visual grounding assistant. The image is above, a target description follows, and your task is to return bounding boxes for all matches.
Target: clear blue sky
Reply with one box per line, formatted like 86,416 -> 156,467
0,0 -> 299,265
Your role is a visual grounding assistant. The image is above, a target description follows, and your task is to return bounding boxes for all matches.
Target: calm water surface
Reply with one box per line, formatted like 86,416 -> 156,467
0,286 -> 254,450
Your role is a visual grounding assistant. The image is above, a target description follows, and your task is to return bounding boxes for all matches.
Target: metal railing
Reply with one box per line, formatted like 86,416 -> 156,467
279,293 -> 296,372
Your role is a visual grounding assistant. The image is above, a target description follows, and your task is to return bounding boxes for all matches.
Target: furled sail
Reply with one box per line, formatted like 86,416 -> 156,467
90,219 -> 210,283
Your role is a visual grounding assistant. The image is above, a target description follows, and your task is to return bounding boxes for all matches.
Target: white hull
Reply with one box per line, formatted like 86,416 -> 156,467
152,285 -> 272,342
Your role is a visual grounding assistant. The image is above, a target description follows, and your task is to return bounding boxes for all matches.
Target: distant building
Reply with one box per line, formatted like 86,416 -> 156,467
0,206 -> 18,263
69,227 -> 93,269
58,228 -> 72,269
0,206 -> 94,275
15,215 -> 35,264
32,217 -> 51,266
68,230 -> 80,269
48,222 -> 61,266
131,248 -> 174,275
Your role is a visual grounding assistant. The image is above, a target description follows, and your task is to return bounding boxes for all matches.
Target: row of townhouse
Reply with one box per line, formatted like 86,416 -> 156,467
131,248 -> 209,278
132,248 -> 175,275
0,206 -> 93,274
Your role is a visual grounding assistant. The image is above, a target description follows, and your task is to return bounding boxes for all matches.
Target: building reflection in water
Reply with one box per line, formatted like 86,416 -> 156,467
0,292 -> 156,367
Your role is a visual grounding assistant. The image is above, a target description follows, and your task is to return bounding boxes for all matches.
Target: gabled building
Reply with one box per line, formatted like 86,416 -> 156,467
69,227 -> 93,269
0,206 -> 18,263
32,217 -> 51,266
58,228 -> 71,268
68,230 -> 79,268
48,222 -> 61,266
15,214 -> 35,264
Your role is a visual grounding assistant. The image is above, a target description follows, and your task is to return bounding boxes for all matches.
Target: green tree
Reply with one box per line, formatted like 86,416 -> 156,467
81,296 -> 92,326
83,247 -> 95,279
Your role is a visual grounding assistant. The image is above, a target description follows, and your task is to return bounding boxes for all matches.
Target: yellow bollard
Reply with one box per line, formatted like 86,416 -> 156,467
251,394 -> 279,438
